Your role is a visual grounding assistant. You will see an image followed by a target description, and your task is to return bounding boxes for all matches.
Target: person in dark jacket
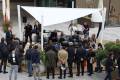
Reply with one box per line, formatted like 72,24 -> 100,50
75,45 -> 86,76
67,42 -> 75,77
117,53 -> 120,78
8,43 -> 20,80
6,28 -> 13,45
87,46 -> 95,76
104,53 -> 114,80
24,23 -> 32,44
46,46 -> 57,79
0,37 -> 9,73
25,45 -> 33,77
31,44 -> 41,80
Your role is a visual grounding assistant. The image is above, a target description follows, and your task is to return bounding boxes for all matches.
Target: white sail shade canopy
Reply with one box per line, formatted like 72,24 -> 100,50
21,6 -> 102,26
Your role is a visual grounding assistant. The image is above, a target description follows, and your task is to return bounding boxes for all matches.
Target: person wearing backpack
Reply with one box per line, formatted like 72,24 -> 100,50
8,43 -> 20,80
0,37 -> 9,73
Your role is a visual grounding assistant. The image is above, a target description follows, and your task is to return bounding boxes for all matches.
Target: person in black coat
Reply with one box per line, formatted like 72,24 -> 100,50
25,45 -> 33,77
75,45 -> 86,76
67,42 -> 75,77
117,53 -> 120,78
6,29 -> 13,45
8,44 -> 20,80
0,37 -> 9,73
24,23 -> 32,44
104,53 -> 114,80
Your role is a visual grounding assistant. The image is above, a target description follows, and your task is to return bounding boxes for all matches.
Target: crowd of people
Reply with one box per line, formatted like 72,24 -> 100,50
0,22 -> 120,80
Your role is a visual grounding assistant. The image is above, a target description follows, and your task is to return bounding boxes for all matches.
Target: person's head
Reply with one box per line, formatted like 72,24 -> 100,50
1,37 -> 5,43
8,27 -> 12,32
116,39 -> 120,44
108,51 -> 114,59
98,43 -> 103,49
33,44 -> 38,49
68,42 -> 73,47
83,22 -> 87,25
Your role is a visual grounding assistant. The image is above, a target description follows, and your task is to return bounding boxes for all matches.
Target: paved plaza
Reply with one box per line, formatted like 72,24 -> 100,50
0,67 -> 106,80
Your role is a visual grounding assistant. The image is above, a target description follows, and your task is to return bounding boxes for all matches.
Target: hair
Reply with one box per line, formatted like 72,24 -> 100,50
33,44 -> 38,49
1,37 -> 5,42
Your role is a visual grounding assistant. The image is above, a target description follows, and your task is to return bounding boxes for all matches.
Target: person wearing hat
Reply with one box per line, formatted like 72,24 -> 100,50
66,42 -> 75,77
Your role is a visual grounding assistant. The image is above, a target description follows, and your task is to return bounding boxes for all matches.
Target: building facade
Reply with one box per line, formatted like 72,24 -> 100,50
76,0 -> 120,25
0,0 -> 120,26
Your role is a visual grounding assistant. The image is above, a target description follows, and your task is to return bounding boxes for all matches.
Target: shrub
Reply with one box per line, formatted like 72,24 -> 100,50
96,49 -> 108,61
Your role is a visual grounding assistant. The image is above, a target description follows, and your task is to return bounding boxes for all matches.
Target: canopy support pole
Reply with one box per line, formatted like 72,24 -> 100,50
41,16 -> 44,51
100,8 -> 106,43
17,5 -> 22,41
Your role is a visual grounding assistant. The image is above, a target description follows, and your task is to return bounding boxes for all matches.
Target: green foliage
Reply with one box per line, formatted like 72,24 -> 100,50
104,42 -> 120,55
104,42 -> 115,51
96,49 -> 108,61
40,50 -> 46,65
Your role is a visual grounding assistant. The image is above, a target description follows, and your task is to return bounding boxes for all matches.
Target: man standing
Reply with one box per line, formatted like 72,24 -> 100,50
24,23 -> 32,44
46,46 -> 57,79
31,45 -> 41,80
75,45 -> 86,76
58,46 -> 68,79
67,42 -> 75,77
8,41 -> 20,80
25,45 -> 33,77
104,53 -> 113,80
0,37 -> 9,73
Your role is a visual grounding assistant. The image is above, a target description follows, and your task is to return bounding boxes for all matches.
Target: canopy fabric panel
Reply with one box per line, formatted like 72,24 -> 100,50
21,6 -> 102,26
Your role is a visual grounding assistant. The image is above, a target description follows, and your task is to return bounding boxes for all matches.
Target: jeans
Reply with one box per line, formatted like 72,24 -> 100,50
32,63 -> 41,80
27,60 -> 32,76
104,71 -> 112,80
9,65 -> 18,80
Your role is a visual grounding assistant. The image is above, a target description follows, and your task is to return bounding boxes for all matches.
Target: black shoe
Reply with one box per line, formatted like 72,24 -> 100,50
76,74 -> 79,76
68,75 -> 73,77
28,75 -> 32,77
46,77 -> 49,79
0,71 -> 2,73
58,76 -> 62,79
82,73 -> 84,76
3,71 -> 8,74
88,73 -> 92,76
64,76 -> 66,79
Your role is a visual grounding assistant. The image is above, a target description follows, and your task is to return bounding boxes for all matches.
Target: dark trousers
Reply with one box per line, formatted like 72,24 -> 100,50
68,62 -> 73,76
77,61 -> 84,76
0,58 -> 7,72
96,59 -> 102,72
47,67 -> 55,79
87,59 -> 93,75
118,67 -> 120,77
59,64 -> 66,78
104,71 -> 112,80
25,34 -> 32,43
